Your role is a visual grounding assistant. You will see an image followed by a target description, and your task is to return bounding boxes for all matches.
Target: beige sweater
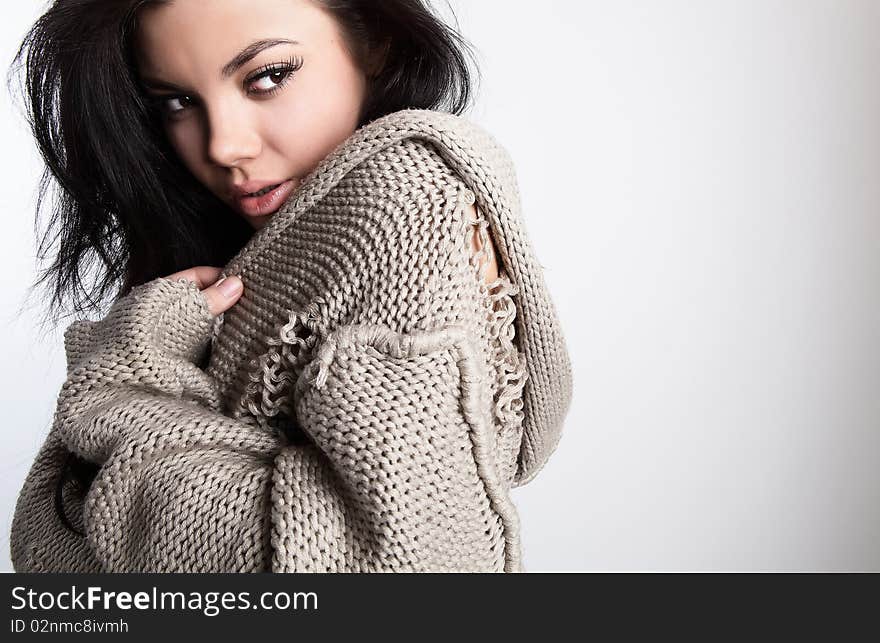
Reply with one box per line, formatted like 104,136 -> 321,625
10,108 -> 573,572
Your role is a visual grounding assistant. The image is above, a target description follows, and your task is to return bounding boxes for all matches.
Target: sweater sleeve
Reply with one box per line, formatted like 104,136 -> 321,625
9,276 -> 282,572
10,276 -> 521,572
274,322 -> 522,572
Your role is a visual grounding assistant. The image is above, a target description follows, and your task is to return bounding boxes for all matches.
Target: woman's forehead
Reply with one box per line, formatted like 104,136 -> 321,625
134,0 -> 329,72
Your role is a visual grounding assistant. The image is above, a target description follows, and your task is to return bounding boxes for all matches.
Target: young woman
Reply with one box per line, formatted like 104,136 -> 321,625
9,0 -> 572,572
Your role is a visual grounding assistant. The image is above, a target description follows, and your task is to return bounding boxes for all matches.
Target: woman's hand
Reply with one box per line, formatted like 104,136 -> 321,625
164,267 -> 244,317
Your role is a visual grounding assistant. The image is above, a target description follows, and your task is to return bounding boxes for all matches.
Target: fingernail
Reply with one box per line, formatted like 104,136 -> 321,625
217,275 -> 242,298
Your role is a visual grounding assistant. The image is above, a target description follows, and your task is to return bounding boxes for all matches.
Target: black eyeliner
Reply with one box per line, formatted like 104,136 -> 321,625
244,55 -> 304,88
244,55 -> 304,97
145,55 -> 304,119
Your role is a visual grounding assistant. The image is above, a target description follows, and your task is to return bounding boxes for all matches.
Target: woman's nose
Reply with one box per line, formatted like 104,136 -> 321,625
204,102 -> 262,167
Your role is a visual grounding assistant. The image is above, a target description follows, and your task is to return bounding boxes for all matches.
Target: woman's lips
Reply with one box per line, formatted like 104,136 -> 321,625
233,179 -> 296,218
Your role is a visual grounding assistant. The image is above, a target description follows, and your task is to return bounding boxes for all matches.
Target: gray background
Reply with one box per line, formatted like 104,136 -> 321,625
2,0 -> 878,571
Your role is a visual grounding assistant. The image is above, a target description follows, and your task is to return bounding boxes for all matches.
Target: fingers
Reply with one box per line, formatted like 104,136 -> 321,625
200,275 -> 243,317
163,267 -> 243,317
165,266 -> 223,289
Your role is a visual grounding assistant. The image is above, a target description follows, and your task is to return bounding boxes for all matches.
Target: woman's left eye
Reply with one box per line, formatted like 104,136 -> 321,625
246,56 -> 304,96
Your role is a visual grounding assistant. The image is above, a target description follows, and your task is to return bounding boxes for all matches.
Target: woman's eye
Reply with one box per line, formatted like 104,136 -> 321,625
165,96 -> 194,114
249,69 -> 292,93
245,57 -> 303,96
149,57 -> 302,119
149,94 -> 195,119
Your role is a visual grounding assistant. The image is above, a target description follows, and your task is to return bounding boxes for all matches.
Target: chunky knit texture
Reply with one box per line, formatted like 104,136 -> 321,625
10,108 -> 573,573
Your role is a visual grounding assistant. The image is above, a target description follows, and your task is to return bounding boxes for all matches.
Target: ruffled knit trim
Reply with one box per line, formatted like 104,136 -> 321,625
485,275 -> 528,428
232,300 -> 326,431
465,191 -> 529,444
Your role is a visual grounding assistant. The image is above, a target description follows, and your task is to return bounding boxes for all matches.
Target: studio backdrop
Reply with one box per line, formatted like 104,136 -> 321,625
1,0 -> 877,571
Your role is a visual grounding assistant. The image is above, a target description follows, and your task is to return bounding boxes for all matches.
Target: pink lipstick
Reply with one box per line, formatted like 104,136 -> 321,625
233,179 -> 295,218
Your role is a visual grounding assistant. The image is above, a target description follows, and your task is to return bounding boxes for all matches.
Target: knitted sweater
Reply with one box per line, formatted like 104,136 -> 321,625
10,108 -> 573,573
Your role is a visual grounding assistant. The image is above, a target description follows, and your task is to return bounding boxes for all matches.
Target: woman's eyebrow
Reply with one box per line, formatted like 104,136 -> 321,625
220,38 -> 300,78
140,38 -> 300,91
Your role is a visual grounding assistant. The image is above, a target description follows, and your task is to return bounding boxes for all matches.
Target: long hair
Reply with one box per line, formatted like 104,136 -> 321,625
7,0 -> 479,539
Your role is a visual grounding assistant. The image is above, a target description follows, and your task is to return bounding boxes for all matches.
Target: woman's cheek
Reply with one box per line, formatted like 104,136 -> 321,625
268,107 -> 331,176
277,95 -> 361,175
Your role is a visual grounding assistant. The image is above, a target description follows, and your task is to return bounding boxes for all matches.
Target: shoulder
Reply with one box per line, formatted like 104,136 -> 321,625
465,201 -> 500,285
356,139 -> 501,286
349,118 -> 509,285
350,108 -> 514,191
353,136 -> 466,192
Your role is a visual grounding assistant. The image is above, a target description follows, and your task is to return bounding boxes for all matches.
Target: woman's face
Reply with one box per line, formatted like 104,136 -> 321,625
135,0 -> 371,230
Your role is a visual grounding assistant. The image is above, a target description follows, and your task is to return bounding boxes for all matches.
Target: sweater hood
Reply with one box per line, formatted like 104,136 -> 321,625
221,108 -> 572,487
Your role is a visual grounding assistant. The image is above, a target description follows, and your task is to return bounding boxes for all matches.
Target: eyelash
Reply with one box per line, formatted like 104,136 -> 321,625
150,55 -> 304,119
246,55 -> 304,96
